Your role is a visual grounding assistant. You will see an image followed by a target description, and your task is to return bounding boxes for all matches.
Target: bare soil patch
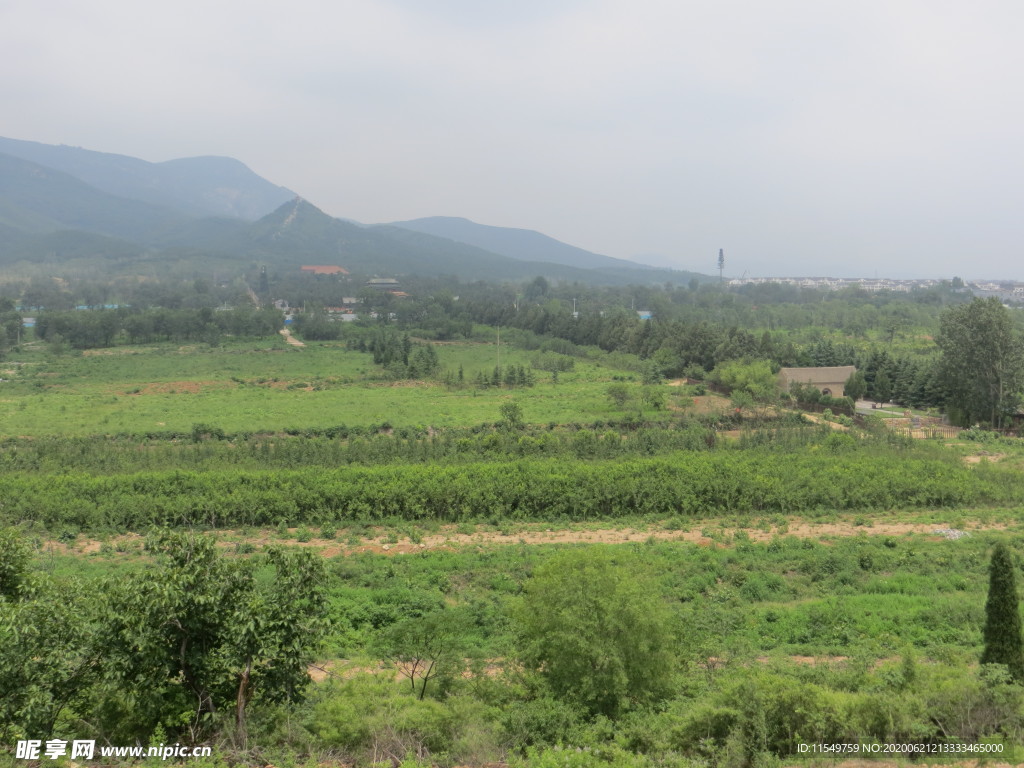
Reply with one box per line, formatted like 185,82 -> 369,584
49,518 -> 1009,559
964,452 -> 1006,464
82,347 -> 157,356
279,328 -> 306,347
124,380 -> 234,395
685,394 -> 732,415
800,412 -> 850,431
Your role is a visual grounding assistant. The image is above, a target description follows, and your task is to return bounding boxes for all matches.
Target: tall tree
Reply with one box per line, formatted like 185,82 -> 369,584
937,298 -> 1024,428
981,543 -> 1024,682
844,370 -> 868,402
515,548 -> 675,717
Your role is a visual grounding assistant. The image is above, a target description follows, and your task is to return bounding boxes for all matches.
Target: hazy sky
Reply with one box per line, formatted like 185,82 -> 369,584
3,0 -> 1024,278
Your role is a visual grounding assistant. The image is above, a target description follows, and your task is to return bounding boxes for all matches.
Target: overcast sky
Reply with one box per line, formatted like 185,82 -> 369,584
3,0 -> 1023,278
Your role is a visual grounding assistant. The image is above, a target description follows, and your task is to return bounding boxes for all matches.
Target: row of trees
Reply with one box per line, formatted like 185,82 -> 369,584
34,307 -> 283,349
361,329 -> 441,379
1,445 -> 1016,531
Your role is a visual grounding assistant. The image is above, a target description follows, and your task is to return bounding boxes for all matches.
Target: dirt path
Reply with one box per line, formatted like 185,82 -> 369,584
313,519 -> 998,556
52,517 -> 1008,558
279,328 -> 306,347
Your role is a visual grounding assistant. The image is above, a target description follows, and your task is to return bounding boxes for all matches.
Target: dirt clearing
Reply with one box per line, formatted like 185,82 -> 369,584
47,516 -> 1010,559
122,380 -> 233,395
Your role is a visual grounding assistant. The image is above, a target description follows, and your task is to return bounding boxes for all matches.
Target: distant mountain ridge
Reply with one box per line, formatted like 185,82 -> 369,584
385,216 -> 645,272
0,137 -> 710,285
242,199 -> 669,283
0,152 -> 191,241
0,136 -> 294,220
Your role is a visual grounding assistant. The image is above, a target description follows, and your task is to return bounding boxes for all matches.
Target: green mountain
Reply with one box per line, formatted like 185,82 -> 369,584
0,138 -> 710,286
236,199 -> 670,284
0,153 -> 193,244
384,215 -> 708,284
0,137 -> 294,220
386,216 -> 633,270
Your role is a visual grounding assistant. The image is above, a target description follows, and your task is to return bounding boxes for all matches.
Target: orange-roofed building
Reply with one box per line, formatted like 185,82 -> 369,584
301,265 -> 349,275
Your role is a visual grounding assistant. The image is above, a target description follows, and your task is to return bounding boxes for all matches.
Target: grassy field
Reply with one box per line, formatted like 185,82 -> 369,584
34,513 -> 1019,659
0,337 -> 689,436
21,513 -> 1024,765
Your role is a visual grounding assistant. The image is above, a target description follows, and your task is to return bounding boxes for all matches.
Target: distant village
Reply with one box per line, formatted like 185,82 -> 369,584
276,271 -> 1024,326
270,268 -> 408,324
728,275 -> 1024,301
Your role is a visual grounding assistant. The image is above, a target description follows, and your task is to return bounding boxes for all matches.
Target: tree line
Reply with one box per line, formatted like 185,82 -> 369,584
33,307 -> 283,349
0,444 -> 1016,532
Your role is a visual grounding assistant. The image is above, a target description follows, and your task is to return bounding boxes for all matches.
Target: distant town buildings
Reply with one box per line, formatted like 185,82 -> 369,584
728,276 -> 1024,300
300,265 -> 349,276
728,277 -> 942,292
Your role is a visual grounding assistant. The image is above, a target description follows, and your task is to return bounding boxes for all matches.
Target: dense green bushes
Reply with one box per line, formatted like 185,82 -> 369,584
0,422 -> 716,474
0,445 -> 1017,531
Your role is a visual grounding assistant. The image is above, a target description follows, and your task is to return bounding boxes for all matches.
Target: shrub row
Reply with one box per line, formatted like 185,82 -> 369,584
1,450 -> 1017,531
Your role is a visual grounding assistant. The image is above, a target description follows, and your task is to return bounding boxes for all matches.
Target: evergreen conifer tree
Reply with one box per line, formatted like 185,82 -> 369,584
982,543 -> 1024,681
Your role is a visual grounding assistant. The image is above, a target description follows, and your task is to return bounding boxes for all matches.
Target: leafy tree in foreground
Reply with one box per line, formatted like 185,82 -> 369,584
515,547 -> 675,717
0,529 -> 98,741
99,531 -> 328,745
981,543 -> 1024,682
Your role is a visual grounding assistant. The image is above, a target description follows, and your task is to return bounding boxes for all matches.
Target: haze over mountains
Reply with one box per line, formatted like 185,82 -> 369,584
0,137 -> 295,221
384,216 -> 652,272
0,137 -> 707,285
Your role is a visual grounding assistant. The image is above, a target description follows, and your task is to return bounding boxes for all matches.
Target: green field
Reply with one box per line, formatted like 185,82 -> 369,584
12,518 -> 1024,767
0,338 -> 673,436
